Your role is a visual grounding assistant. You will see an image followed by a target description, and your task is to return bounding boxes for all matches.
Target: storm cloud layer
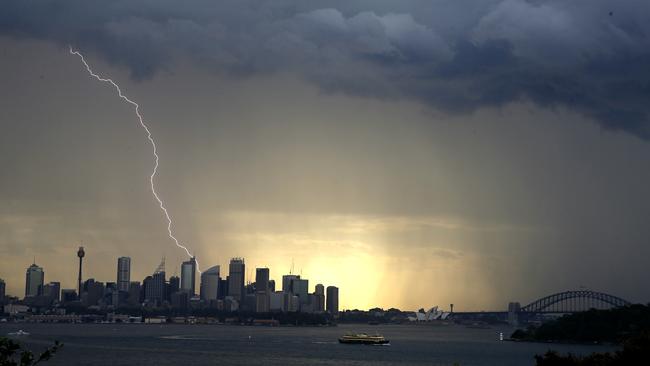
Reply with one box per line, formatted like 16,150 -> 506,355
2,0 -> 650,138
2,1 -> 650,310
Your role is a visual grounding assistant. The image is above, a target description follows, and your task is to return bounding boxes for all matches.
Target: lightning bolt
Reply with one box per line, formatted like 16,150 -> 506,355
69,46 -> 201,273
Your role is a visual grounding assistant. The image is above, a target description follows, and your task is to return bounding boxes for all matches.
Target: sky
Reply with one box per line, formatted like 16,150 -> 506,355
1,0 -> 650,311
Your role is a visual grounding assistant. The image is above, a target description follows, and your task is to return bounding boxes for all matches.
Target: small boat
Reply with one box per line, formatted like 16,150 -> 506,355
339,333 -> 389,345
7,330 -> 30,337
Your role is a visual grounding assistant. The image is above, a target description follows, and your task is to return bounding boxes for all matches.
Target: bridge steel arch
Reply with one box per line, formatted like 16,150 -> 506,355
520,290 -> 631,314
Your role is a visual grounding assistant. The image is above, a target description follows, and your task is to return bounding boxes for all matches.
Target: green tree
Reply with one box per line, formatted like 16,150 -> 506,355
0,338 -> 63,366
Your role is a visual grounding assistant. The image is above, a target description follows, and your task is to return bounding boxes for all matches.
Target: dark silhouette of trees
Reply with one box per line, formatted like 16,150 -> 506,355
512,304 -> 650,343
534,333 -> 650,365
0,338 -> 62,366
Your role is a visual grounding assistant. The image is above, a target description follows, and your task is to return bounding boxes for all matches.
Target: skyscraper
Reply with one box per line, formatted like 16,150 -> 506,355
167,275 -> 180,301
255,268 -> 270,293
144,271 -> 166,306
294,278 -> 309,305
282,274 -> 300,294
60,289 -> 77,303
25,262 -> 44,298
314,284 -> 325,312
117,257 -> 131,292
144,258 -> 167,305
180,257 -> 197,296
255,268 -> 270,313
200,265 -> 220,302
217,278 -> 228,300
43,282 -> 61,302
128,282 -> 142,306
326,286 -> 339,315
82,279 -> 104,306
228,258 -> 245,302
0,278 -> 5,305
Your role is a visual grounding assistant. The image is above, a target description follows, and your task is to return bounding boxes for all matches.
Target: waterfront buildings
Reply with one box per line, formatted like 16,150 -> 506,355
60,289 -> 77,303
82,279 -> 104,306
282,274 -> 299,294
127,282 -> 141,306
117,257 -> 131,292
167,275 -> 180,302
145,270 -> 166,305
171,291 -> 189,311
314,284 -> 325,312
294,278 -> 309,306
43,282 -> 60,302
327,286 -> 339,315
0,278 -> 5,305
25,262 -> 44,297
200,265 -> 220,302
282,274 -> 310,310
255,268 -> 270,313
269,291 -> 285,312
6,251 -> 339,316
228,258 -> 245,302
180,257 -> 197,296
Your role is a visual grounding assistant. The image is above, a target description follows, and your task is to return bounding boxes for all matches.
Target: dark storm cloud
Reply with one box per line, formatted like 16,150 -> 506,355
2,0 -> 650,137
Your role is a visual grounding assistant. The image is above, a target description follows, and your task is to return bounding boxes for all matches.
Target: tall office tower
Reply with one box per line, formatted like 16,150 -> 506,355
60,289 -> 77,303
0,278 -> 5,305
128,282 -> 142,306
255,268 -> 270,293
228,258 -> 245,302
142,277 -> 152,301
269,279 -> 275,292
180,257 -> 197,296
294,279 -> 309,306
314,284 -> 325,312
141,276 -> 151,303
217,278 -> 228,300
43,282 -> 61,302
326,286 -> 339,315
104,282 -> 117,306
117,257 -> 131,292
144,272 -> 166,305
150,271 -> 167,305
200,265 -> 220,301
82,279 -> 105,306
255,268 -> 270,313
77,246 -> 85,300
282,274 -> 300,294
145,258 -> 167,305
25,262 -> 44,298
167,276 -> 180,301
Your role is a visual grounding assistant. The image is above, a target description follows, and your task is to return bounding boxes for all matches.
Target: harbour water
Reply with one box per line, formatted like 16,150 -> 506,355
1,323 -> 617,365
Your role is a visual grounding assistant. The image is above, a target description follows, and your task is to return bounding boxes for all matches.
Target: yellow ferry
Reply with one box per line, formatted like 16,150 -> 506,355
338,333 -> 390,345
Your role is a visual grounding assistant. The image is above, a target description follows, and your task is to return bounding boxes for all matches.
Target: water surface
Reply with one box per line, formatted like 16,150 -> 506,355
0,323 -> 617,365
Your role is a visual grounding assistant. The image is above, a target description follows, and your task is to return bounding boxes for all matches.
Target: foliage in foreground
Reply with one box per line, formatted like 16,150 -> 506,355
512,304 -> 650,343
0,337 -> 63,366
534,333 -> 650,366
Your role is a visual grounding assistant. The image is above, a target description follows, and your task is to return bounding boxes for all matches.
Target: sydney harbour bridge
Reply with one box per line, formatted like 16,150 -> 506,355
453,289 -> 632,323
516,290 -> 630,314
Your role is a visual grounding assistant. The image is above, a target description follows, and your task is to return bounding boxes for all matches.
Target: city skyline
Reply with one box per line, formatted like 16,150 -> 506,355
2,1 -> 650,312
3,249 -> 340,314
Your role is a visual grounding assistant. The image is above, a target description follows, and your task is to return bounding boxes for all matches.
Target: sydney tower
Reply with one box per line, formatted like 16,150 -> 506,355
77,246 -> 85,300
